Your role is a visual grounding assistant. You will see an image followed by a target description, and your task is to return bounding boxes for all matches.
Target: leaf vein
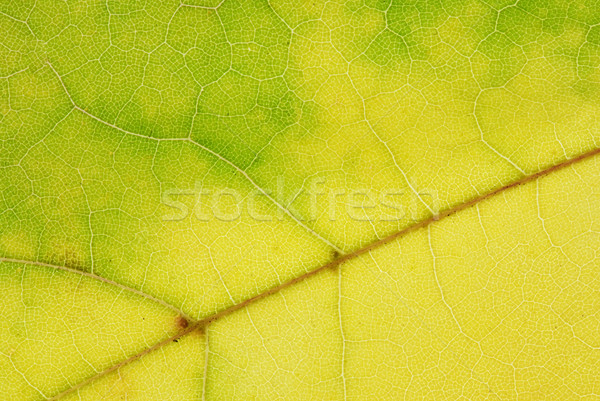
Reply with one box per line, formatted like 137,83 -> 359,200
43,144 -> 600,400
45,61 -> 343,254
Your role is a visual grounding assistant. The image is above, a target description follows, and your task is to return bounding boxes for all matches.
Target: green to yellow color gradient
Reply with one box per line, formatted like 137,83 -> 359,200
1,0 -> 599,399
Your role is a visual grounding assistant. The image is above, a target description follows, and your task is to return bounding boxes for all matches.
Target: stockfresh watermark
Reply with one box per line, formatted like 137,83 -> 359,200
161,177 -> 440,223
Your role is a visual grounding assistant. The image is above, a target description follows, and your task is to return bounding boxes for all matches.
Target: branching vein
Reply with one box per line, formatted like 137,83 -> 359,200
41,144 -> 600,400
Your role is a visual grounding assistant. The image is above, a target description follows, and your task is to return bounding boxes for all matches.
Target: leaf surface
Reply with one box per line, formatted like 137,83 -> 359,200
1,0 -> 599,399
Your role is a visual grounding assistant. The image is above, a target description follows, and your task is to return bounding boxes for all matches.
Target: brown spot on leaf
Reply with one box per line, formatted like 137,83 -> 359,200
47,241 -> 86,271
328,253 -> 343,272
187,322 -> 206,339
176,316 -> 189,330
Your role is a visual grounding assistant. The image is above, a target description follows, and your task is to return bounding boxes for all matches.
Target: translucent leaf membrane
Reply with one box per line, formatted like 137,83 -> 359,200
0,260 -> 181,399
3,0 -> 600,325
5,0 -> 600,258
207,153 -> 600,400
0,65 -> 335,320
207,270 -> 344,400
61,334 -> 205,401
1,0 -> 600,399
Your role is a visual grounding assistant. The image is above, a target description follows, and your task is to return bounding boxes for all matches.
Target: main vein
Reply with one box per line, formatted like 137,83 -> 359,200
44,144 -> 600,400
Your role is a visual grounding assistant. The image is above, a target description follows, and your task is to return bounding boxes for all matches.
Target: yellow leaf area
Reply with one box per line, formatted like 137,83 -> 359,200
1,0 -> 599,399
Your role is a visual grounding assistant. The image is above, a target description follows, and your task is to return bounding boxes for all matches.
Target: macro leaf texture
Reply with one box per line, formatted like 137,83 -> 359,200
1,0 -> 600,399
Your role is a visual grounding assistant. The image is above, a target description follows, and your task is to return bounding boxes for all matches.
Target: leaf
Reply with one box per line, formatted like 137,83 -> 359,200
1,0 -> 599,399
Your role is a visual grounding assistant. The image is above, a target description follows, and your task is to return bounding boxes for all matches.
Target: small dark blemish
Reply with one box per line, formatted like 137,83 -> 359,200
328,250 -> 343,272
192,322 -> 206,336
176,316 -> 189,330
